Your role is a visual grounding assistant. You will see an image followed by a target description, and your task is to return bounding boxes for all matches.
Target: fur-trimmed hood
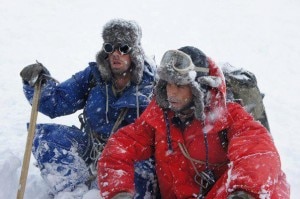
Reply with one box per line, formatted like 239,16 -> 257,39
96,18 -> 145,84
155,47 -> 226,121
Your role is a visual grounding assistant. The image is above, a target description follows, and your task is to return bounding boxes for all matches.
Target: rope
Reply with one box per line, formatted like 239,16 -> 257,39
88,133 -> 105,176
178,143 -> 203,180
87,107 -> 129,178
111,108 -> 129,133
178,142 -> 226,167
178,142 -> 220,197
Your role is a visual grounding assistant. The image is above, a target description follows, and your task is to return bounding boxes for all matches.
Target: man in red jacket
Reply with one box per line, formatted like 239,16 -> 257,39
98,46 -> 289,199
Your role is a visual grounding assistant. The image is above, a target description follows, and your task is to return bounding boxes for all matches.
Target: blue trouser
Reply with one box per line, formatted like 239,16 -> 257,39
32,124 -> 158,198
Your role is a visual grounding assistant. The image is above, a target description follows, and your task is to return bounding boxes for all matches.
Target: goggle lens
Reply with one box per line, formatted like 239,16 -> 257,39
119,44 -> 131,54
161,50 -> 209,74
103,43 -> 114,53
103,43 -> 131,55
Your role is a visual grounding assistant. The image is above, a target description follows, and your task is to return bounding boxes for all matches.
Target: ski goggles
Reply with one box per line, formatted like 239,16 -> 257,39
103,43 -> 132,55
161,50 -> 209,74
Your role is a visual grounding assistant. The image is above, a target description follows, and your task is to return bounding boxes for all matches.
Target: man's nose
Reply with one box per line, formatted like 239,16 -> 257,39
112,49 -> 121,56
168,87 -> 178,96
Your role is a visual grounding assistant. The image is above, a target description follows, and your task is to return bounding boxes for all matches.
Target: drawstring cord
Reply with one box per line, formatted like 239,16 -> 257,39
204,132 -> 209,170
200,132 -> 211,198
136,84 -> 139,118
105,83 -> 109,123
163,111 -> 173,152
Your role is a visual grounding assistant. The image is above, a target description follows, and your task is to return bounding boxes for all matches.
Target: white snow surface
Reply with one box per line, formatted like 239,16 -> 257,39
1,0 -> 299,198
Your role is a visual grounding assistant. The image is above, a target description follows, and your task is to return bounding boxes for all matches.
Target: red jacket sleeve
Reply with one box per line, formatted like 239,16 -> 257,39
206,102 -> 285,198
97,111 -> 155,199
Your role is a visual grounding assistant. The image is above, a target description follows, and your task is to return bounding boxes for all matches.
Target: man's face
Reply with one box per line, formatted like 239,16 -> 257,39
166,83 -> 193,112
108,50 -> 131,75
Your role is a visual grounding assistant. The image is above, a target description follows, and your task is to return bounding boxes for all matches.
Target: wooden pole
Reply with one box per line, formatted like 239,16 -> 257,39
17,80 -> 42,199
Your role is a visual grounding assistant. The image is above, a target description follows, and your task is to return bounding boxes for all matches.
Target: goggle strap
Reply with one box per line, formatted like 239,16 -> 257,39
172,63 -> 194,73
194,67 -> 210,73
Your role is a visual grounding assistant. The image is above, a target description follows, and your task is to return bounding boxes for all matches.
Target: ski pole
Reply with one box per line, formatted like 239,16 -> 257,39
17,78 -> 42,199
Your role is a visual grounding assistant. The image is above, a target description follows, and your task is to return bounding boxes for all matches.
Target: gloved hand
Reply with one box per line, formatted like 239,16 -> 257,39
20,61 -> 50,86
111,192 -> 133,199
227,190 -> 255,199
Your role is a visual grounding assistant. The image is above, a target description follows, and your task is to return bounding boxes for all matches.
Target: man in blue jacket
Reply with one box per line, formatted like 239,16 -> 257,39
20,18 -> 157,198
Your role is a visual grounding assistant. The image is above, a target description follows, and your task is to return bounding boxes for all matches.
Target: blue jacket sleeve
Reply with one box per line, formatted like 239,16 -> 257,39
22,66 -> 93,118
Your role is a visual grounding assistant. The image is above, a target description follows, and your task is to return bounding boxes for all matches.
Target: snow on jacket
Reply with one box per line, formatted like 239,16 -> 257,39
22,61 -> 155,138
98,61 -> 289,198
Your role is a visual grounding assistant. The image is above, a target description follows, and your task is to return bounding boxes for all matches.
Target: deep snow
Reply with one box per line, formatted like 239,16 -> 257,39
0,0 -> 299,198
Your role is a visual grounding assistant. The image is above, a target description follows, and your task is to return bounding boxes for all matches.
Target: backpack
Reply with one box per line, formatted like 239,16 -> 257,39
221,62 -> 270,132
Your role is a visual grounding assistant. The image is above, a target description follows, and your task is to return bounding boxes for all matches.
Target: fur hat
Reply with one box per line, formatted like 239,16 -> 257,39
96,18 -> 145,84
155,47 -> 210,120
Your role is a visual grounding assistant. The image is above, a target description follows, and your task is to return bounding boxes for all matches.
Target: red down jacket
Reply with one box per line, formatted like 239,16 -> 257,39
98,61 -> 289,199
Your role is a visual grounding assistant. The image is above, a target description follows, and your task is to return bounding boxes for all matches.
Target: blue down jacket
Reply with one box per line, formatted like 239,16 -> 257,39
23,61 -> 155,137
22,61 -> 157,196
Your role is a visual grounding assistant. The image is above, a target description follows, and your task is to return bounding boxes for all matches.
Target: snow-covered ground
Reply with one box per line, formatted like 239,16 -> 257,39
0,0 -> 299,198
